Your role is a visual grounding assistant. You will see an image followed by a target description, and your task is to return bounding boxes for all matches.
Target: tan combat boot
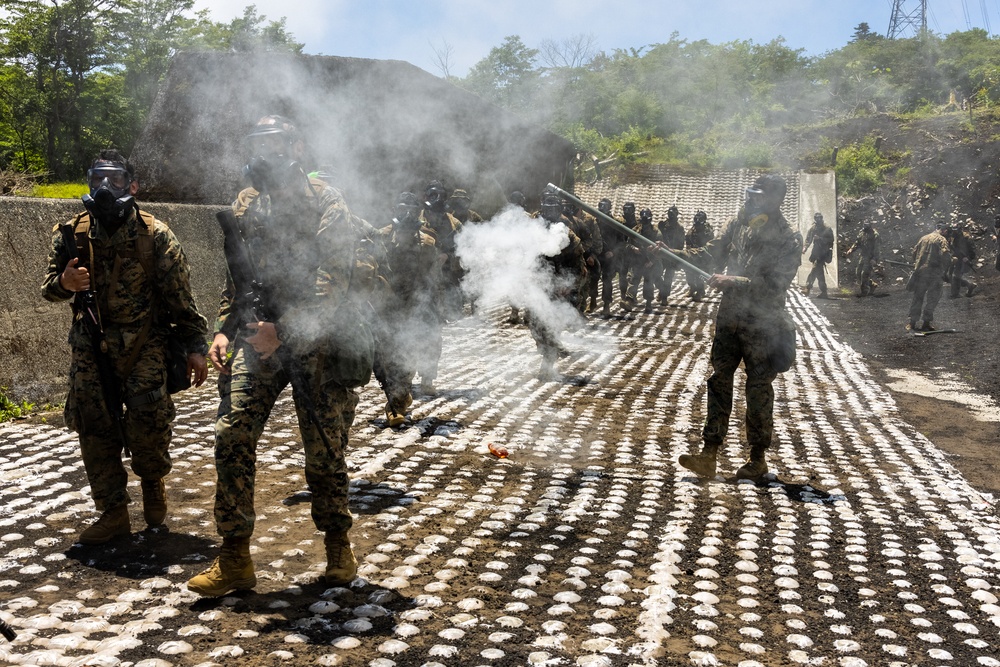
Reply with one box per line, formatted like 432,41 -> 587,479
324,531 -> 358,586
187,537 -> 256,597
678,442 -> 720,478
736,447 -> 769,481
141,478 -> 167,527
79,504 -> 130,545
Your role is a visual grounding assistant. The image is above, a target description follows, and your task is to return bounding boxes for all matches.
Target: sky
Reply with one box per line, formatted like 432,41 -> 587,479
191,0 -> 1000,76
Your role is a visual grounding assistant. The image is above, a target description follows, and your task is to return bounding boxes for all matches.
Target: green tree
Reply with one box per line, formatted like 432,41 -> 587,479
0,0 -> 114,178
462,35 -> 539,112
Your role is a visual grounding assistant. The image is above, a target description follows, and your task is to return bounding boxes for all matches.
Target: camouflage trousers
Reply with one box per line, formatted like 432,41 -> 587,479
702,321 -> 778,452
855,257 -> 876,292
66,326 -> 174,511
600,250 -> 629,306
214,343 -> 358,538
908,273 -> 943,324
375,309 -> 443,411
583,256 -> 600,305
806,261 -> 828,293
628,260 -> 659,305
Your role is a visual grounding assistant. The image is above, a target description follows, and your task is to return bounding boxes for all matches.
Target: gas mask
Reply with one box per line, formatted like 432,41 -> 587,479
243,129 -> 300,192
82,163 -> 134,230
540,196 -> 563,223
744,186 -> 769,221
622,203 -> 636,221
424,184 -> 447,213
448,198 -> 470,216
639,209 -> 653,227
393,203 -> 422,230
598,199 -> 612,216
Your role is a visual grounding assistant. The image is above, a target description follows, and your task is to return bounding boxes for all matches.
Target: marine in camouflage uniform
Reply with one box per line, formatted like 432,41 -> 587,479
187,116 -> 365,597
846,222 -> 881,296
41,149 -> 208,545
685,211 -> 715,301
676,174 -> 802,481
657,206 -> 686,303
421,181 -> 465,325
618,202 -> 640,311
947,223 -> 977,298
446,188 -> 483,224
907,223 -> 952,331
625,208 -> 662,313
802,212 -> 835,298
562,200 -> 601,313
531,191 -> 586,379
596,198 -> 629,318
376,192 -> 444,422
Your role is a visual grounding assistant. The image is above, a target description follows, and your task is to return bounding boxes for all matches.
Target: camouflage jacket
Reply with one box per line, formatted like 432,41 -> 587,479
804,223 -> 835,263
377,223 -> 443,312
568,212 -> 603,258
850,230 -> 880,262
949,231 -> 976,263
911,230 -> 951,278
689,208 -> 802,326
42,208 -> 208,354
686,221 -> 715,249
215,178 -> 358,350
658,220 -> 686,251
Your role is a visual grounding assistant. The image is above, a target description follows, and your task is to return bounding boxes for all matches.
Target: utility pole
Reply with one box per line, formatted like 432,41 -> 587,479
887,0 -> 928,39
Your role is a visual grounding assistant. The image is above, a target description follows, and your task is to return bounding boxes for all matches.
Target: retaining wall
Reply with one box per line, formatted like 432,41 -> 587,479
0,197 -> 226,403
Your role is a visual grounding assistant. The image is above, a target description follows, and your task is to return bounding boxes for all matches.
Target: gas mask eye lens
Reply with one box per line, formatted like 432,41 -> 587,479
88,168 -> 129,191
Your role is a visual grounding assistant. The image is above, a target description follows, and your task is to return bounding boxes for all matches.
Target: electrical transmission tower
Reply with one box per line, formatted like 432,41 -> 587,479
887,0 -> 928,38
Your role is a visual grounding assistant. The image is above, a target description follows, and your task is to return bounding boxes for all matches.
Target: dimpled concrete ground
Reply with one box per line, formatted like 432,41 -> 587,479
1,290 -> 998,667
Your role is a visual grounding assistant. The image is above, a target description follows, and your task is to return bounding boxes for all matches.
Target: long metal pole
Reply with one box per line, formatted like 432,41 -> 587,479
546,183 -> 713,280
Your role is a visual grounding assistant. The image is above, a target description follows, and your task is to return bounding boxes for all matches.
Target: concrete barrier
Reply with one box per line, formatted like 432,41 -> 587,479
0,197 -> 226,403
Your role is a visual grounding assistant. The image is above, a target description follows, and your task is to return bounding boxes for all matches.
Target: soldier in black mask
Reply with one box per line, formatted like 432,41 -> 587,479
657,205 -> 686,303
596,198 -> 628,318
421,180 -> 464,325
619,202 -> 639,311
626,208 -> 661,313
376,192 -> 445,416
42,149 -> 209,546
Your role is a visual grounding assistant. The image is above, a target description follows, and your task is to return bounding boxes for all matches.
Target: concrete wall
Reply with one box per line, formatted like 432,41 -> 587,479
0,197 -> 226,403
797,171 -> 839,288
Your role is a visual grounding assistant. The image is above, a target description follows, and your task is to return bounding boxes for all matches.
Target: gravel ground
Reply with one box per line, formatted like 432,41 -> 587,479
1,287 -> 999,667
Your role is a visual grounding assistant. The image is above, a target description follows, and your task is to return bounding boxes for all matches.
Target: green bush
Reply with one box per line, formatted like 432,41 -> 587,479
812,136 -> 898,198
0,387 -> 34,423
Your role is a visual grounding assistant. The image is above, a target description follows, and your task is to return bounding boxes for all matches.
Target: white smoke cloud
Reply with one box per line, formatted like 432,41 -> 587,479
456,206 -> 582,338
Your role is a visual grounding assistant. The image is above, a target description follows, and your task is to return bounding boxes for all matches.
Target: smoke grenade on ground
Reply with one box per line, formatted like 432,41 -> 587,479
456,205 -> 582,336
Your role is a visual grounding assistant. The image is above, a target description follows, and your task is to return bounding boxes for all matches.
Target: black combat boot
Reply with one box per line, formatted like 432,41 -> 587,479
736,445 -> 769,481
678,442 -> 720,478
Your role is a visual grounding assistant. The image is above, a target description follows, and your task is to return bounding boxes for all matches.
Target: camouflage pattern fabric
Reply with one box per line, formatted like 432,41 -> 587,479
851,229 -> 881,292
948,230 -> 976,298
212,178 -> 361,538
598,215 -> 630,307
375,223 -> 444,409
908,229 -> 951,323
214,345 -> 357,537
528,219 -> 585,359
685,220 -> 715,296
657,218 -> 686,299
804,222 -> 835,294
626,223 -> 661,306
41,209 -> 208,511
687,207 -> 802,451
420,209 -> 465,319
